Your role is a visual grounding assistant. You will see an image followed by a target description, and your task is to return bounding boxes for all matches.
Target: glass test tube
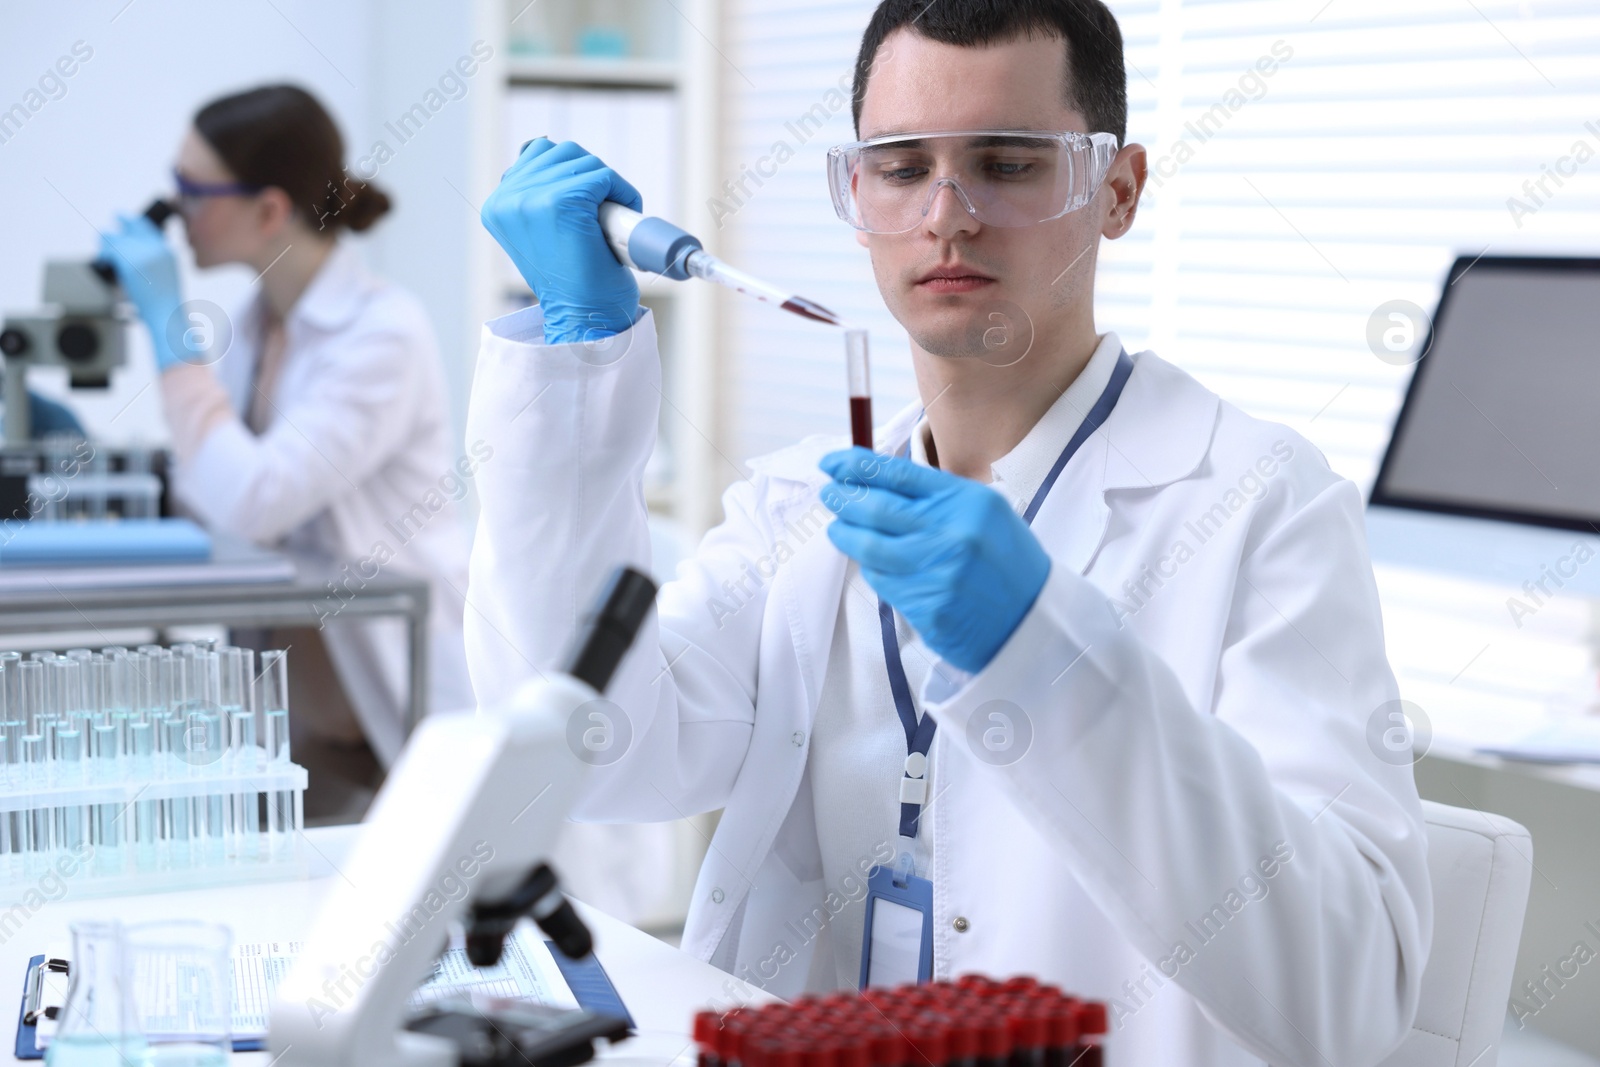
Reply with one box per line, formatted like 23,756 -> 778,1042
56,729 -> 85,855
130,721 -> 157,871
92,723 -> 121,873
161,717 -> 191,869
0,652 -> 20,718
22,735 -> 47,868
19,661 -> 44,733
846,329 -> 873,449
1,721 -> 20,861
229,709 -> 259,859
259,651 -> 294,849
197,713 -> 225,863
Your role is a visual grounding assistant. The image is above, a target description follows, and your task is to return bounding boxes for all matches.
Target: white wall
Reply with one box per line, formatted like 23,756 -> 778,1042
0,0 -> 495,452
715,0 -> 1600,493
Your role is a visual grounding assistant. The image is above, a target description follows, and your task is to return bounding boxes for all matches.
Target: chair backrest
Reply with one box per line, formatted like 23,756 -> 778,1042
1379,799 -> 1533,1067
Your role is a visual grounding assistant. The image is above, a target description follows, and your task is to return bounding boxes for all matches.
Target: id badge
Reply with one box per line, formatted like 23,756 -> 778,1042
859,860 -> 933,989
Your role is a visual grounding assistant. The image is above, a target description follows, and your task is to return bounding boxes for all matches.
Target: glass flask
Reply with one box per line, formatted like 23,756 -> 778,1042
46,920 -> 147,1067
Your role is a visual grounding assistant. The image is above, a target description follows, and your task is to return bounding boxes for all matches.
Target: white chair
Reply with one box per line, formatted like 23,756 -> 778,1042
1379,799 -> 1534,1067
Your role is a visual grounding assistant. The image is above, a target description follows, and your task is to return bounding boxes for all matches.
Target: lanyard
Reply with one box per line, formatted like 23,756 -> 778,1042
881,348 -> 1134,839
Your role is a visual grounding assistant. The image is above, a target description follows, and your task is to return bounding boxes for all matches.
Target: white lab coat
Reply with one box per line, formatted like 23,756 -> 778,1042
465,306 -> 1433,1067
172,241 -> 474,764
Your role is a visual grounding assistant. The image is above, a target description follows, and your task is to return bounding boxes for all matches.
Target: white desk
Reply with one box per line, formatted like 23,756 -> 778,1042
0,826 -> 774,1065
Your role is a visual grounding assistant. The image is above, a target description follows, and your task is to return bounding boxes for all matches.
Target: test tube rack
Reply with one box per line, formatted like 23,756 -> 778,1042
0,642 -> 309,903
693,975 -> 1109,1067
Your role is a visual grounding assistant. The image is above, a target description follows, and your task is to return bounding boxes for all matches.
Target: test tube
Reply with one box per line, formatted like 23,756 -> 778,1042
264,708 -> 295,856
56,729 -> 85,854
104,650 -> 133,715
48,658 -> 76,719
129,721 -> 157,871
162,717 -> 191,868
0,655 -> 18,782
18,661 -> 44,734
22,735 -> 47,869
0,651 -> 20,718
219,647 -> 248,719
92,723 -> 122,873
143,648 -> 173,720
1,722 -> 20,859
260,650 -> 294,851
196,713 -> 226,863
256,651 -> 289,725
194,650 -> 222,713
229,709 -> 259,859
845,328 -> 873,449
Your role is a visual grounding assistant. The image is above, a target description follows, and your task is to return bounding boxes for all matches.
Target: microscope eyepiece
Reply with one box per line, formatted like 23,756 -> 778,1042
563,566 -> 657,694
91,198 -> 179,286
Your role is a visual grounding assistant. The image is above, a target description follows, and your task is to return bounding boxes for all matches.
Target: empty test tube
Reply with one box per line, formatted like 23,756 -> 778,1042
0,652 -> 20,719
18,661 -> 43,732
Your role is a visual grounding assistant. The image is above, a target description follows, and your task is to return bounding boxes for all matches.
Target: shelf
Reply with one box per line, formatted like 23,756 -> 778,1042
506,55 -> 679,89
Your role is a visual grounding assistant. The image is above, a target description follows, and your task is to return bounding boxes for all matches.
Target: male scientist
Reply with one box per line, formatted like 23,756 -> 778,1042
465,2 -> 1431,1064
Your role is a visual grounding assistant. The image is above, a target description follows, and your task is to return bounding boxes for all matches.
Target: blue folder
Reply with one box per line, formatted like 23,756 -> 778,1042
0,519 -> 212,567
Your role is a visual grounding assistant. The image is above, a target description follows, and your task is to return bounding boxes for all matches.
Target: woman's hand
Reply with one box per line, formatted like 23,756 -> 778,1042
99,213 -> 185,370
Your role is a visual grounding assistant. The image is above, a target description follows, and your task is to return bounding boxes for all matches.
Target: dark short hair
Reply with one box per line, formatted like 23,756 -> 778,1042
195,84 -> 391,233
851,0 -> 1128,146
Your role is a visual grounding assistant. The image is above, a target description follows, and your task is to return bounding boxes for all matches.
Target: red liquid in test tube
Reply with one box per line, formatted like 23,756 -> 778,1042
846,328 -> 873,449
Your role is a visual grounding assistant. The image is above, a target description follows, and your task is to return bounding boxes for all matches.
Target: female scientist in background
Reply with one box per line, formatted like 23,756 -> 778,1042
98,84 -> 473,767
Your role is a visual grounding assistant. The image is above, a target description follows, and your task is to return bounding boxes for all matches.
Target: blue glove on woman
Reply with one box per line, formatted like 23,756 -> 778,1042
819,447 -> 1052,674
98,213 -> 186,371
481,138 -> 644,346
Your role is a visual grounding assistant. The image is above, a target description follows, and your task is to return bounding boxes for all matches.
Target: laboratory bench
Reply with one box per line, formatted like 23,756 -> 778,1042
0,824 -> 769,1065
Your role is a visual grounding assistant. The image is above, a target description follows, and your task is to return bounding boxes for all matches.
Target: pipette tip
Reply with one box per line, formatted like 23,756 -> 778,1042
780,296 -> 844,327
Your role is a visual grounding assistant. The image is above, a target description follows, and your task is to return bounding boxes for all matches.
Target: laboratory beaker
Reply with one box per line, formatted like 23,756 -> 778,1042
124,920 -> 232,1066
46,920 -> 147,1066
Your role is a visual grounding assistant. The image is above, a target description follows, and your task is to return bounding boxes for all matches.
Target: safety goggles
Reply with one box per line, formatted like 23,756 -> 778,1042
827,129 -> 1119,234
172,168 -> 264,209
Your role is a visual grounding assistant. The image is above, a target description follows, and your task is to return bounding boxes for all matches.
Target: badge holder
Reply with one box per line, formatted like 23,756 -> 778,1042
858,853 -> 933,990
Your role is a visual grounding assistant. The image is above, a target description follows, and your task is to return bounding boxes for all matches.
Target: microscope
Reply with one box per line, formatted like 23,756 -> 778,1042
270,566 -> 659,1067
0,199 -> 174,445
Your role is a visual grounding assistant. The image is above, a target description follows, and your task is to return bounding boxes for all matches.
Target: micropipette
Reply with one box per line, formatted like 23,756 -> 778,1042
596,202 -> 877,448
598,202 -> 842,327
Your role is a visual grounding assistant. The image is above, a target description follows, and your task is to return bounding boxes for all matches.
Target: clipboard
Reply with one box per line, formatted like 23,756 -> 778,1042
15,941 -> 631,1059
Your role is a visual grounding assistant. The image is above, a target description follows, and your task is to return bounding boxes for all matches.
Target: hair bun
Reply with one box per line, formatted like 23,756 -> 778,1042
339,179 -> 392,232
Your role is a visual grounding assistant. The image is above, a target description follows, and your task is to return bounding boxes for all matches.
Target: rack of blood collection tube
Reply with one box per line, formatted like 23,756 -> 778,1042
693,976 -> 1108,1067
0,642 -> 308,902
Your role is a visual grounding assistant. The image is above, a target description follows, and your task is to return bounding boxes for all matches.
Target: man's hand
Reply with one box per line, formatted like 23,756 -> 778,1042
819,446 -> 1051,673
481,138 -> 644,346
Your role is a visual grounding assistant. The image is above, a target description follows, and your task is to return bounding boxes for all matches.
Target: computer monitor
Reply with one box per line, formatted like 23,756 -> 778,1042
1367,256 -> 1600,593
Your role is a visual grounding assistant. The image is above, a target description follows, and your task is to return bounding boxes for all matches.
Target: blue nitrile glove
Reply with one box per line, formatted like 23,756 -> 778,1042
98,213 -> 184,371
819,447 -> 1052,674
481,137 -> 644,346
